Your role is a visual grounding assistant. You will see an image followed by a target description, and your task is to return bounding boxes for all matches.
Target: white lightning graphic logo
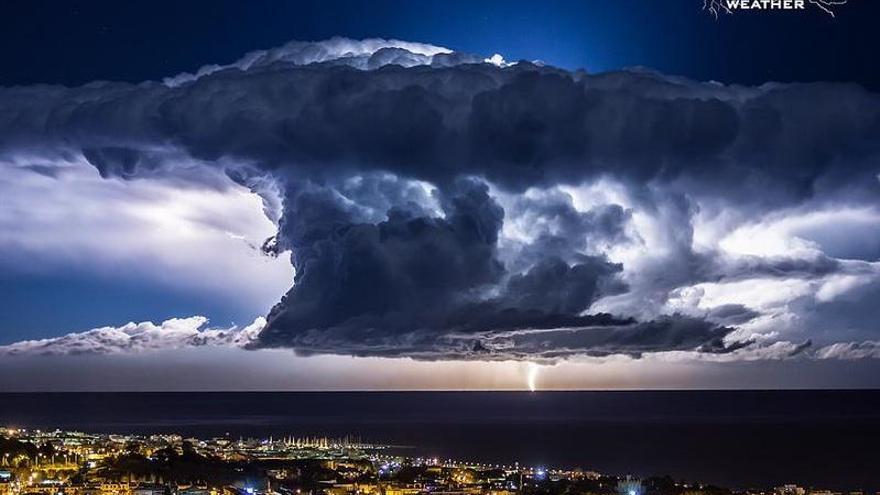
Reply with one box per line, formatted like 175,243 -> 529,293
808,0 -> 848,17
704,0 -> 732,19
704,0 -> 847,19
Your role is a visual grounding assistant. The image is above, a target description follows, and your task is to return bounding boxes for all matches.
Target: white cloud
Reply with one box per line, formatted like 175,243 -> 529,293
815,273 -> 874,302
816,341 -> 880,360
651,340 -> 812,363
164,37 -> 464,86
718,206 -> 880,260
0,316 -> 264,356
663,267 -> 880,342
668,278 -> 814,314
0,160 -> 293,313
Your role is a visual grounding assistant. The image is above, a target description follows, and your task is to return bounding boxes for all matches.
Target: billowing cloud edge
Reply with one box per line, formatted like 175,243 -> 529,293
0,317 -> 264,357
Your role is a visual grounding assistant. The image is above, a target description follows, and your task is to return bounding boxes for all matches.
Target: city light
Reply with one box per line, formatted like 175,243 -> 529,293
0,426 -> 859,495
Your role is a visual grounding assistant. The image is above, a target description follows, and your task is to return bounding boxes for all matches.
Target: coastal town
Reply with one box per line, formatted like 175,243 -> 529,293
0,428 -> 868,495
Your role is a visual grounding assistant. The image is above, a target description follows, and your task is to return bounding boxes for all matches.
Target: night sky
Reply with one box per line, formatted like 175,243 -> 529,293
1,0 -> 878,89
1,0 -> 879,390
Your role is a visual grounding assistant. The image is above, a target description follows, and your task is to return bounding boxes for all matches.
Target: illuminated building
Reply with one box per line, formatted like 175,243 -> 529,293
0,426 -> 866,495
617,476 -> 642,495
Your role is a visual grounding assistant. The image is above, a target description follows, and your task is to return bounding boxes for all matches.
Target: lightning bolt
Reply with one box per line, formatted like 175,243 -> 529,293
527,363 -> 539,392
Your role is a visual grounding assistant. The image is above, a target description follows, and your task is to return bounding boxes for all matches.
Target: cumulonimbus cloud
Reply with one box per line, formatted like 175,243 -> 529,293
1,38 -> 879,361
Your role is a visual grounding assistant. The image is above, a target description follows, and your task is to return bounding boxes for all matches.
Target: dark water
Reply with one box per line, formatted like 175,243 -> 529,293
0,391 -> 878,491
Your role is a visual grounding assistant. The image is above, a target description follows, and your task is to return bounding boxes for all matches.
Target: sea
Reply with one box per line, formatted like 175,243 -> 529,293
0,391 -> 878,491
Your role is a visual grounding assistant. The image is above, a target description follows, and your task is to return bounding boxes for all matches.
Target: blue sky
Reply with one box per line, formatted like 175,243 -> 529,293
1,0 -> 878,88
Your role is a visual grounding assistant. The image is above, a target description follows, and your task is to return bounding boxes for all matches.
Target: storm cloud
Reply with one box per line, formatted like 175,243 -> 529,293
1,38 -> 878,361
